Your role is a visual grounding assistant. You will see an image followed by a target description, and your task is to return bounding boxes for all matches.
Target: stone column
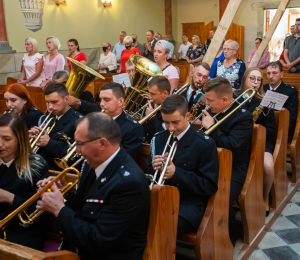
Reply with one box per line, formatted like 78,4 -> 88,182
0,0 -> 15,53
165,0 -> 174,43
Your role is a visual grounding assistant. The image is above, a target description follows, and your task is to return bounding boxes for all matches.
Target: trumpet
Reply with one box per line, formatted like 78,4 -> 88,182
190,105 -> 210,124
30,110 -> 56,153
0,157 -> 84,240
55,141 -> 80,169
139,82 -> 190,125
148,132 -> 178,189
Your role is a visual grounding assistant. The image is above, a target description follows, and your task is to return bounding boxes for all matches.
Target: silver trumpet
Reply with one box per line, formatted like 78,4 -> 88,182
4,109 -> 13,114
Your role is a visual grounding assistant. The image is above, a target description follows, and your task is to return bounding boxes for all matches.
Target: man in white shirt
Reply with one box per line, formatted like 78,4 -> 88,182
162,34 -> 174,61
175,35 -> 192,62
112,31 -> 126,65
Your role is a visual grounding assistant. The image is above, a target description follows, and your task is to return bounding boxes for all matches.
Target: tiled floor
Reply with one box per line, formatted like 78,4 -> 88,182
248,190 -> 300,260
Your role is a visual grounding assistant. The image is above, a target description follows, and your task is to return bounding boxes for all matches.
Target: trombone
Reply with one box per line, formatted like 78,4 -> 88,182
0,157 -> 84,240
30,110 -> 56,153
148,132 -> 178,189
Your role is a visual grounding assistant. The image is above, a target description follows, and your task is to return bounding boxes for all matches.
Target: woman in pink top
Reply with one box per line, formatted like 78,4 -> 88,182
40,37 -> 65,90
67,38 -> 87,71
18,38 -> 44,87
247,38 -> 270,69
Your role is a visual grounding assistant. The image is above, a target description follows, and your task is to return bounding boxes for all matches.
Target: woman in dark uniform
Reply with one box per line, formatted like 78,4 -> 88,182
4,83 -> 43,129
0,113 -> 49,250
234,67 -> 276,216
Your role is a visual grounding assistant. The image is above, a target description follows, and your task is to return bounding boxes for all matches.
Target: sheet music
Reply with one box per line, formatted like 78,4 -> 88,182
260,90 -> 289,111
112,73 -> 131,88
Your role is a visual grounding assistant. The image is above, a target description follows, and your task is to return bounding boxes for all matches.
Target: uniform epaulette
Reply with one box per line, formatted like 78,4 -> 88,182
74,111 -> 83,118
119,164 -> 134,180
153,129 -> 168,137
285,84 -> 294,89
125,115 -> 139,124
196,129 -> 211,142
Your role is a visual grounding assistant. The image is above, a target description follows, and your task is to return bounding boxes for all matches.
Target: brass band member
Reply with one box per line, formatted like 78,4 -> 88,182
201,77 -> 253,246
142,76 -> 170,143
0,113 -> 48,250
29,83 -> 82,170
146,95 -> 219,236
36,112 -> 150,260
4,83 -> 43,129
234,68 -> 276,216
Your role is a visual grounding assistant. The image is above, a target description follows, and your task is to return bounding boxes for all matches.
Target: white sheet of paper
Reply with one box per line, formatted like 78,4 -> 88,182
260,90 -> 289,111
112,73 -> 131,88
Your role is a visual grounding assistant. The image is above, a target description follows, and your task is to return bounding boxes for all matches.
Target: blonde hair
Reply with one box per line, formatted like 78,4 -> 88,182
124,36 -> 133,44
25,37 -> 38,53
224,39 -> 239,51
46,36 -> 61,50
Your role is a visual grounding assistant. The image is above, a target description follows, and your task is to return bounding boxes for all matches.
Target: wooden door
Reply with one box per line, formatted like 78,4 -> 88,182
182,22 -> 206,45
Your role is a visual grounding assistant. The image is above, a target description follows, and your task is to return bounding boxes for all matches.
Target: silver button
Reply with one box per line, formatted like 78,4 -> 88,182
121,166 -> 124,168
90,212 -> 94,215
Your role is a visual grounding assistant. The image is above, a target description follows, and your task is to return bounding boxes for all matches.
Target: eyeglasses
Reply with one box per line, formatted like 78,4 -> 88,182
75,138 -> 101,147
196,73 -> 208,80
249,76 -> 262,83
223,48 -> 235,51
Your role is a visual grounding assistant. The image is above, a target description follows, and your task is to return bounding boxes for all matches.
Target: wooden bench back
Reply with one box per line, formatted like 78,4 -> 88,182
142,185 -> 179,260
271,108 -> 289,208
288,91 -> 300,183
239,124 -> 266,245
0,239 -> 78,260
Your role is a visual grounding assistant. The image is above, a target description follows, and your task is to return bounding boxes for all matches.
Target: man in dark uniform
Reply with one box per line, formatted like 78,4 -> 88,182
264,61 -> 298,143
29,83 -> 82,171
173,62 -> 210,121
142,76 -> 170,143
36,112 -> 150,260
146,95 -> 219,236
201,77 -> 253,245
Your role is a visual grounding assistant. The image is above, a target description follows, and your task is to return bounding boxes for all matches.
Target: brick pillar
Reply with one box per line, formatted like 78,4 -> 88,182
0,0 -> 15,53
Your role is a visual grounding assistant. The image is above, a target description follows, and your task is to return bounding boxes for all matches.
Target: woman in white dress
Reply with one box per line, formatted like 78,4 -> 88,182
271,40 -> 283,61
18,38 -> 44,87
99,42 -> 117,73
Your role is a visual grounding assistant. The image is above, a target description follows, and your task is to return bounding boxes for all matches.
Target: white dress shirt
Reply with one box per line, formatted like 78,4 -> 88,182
269,81 -> 282,91
0,158 -> 14,168
187,85 -> 199,102
178,41 -> 192,60
95,147 -> 120,179
112,112 -> 122,120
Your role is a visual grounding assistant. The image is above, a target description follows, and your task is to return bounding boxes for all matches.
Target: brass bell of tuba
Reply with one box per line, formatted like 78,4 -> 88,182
66,57 -> 105,98
124,55 -> 162,117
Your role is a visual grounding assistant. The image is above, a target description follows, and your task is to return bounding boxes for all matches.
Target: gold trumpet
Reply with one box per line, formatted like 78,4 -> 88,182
55,141 -> 80,169
30,110 -> 56,153
139,82 -> 190,125
148,132 -> 178,189
0,157 -> 84,240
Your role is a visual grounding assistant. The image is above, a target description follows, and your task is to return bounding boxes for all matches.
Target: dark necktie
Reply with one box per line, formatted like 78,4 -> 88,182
82,169 -> 97,196
188,90 -> 196,110
0,164 -> 8,180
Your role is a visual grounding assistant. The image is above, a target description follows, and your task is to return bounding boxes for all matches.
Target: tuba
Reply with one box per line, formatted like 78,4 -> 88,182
66,57 -> 105,98
124,55 -> 162,117
0,157 -> 84,240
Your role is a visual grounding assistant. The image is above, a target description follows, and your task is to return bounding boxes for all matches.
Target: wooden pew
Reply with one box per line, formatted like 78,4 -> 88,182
288,92 -> 300,183
271,108 -> 289,209
93,73 -> 116,95
0,239 -> 78,260
7,77 -> 18,85
142,185 -> 179,260
177,148 -> 234,260
239,124 -> 266,245
136,144 -> 151,171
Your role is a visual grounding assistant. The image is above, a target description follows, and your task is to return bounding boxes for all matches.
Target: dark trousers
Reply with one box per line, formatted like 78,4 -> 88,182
177,216 -> 195,237
229,180 -> 244,246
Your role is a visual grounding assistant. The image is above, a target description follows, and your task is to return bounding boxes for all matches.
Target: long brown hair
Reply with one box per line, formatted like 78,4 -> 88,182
234,67 -> 264,99
4,84 -> 37,117
0,113 -> 41,184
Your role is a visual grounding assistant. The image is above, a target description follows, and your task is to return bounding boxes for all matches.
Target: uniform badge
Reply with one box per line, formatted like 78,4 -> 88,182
205,136 -> 209,140
242,109 -> 246,112
86,199 -> 103,203
133,120 -> 137,123
101,177 -> 106,182
124,171 -> 130,176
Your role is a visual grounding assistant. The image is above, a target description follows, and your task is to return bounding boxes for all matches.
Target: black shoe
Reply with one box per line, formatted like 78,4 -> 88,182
266,207 -> 270,217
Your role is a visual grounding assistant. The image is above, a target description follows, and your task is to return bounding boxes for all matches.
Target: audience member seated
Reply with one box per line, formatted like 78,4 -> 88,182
18,37 -> 44,88
209,39 -> 225,78
154,32 -> 162,40
153,40 -> 179,93
117,36 -> 141,74
125,59 -> 135,80
67,38 -> 87,72
213,40 -> 246,89
271,40 -> 283,62
263,61 -> 298,143
247,38 -> 270,69
175,34 -> 192,62
99,42 -> 117,73
146,94 -> 219,237
112,31 -> 126,65
204,29 -> 215,52
142,30 -> 158,62
162,34 -> 174,61
185,35 -> 206,64
4,83 -> 43,129
142,76 -> 170,143
40,37 -> 65,90
284,18 -> 300,73
234,67 -> 276,216
131,34 -> 144,53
